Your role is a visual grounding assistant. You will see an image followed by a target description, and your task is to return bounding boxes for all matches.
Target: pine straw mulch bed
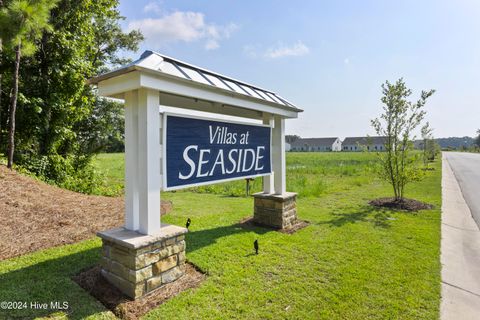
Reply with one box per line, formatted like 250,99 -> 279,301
73,263 -> 205,320
239,216 -> 310,234
369,197 -> 433,211
0,164 -> 171,261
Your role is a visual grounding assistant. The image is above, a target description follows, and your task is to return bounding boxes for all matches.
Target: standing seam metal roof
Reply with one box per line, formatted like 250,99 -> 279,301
89,50 -> 302,112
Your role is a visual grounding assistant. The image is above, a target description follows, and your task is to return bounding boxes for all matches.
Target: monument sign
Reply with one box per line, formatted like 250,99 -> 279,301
89,50 -> 302,299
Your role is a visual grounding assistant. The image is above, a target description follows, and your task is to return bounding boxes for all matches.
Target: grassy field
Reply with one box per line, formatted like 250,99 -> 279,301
0,152 -> 442,319
93,152 -> 378,198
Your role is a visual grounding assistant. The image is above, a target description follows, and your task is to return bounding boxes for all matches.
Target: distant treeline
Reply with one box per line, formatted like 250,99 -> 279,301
431,137 -> 474,150
286,135 -> 476,151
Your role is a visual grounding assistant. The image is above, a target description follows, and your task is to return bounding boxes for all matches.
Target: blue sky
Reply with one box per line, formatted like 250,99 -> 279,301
118,0 -> 480,138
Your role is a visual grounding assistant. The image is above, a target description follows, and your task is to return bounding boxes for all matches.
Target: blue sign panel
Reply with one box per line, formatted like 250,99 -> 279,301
163,114 -> 272,190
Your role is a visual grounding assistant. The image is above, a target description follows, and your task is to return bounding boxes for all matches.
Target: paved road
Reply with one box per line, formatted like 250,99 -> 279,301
444,152 -> 480,229
441,153 -> 480,319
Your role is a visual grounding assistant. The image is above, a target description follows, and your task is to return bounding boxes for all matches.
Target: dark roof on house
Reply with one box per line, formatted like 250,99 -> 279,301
342,136 -> 388,145
291,137 -> 339,147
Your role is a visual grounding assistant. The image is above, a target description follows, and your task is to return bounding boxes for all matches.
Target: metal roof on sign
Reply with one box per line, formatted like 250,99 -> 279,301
89,50 -> 302,113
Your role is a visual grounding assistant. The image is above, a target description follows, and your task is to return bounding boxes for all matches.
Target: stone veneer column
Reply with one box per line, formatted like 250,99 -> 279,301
97,224 -> 188,299
252,192 -> 297,229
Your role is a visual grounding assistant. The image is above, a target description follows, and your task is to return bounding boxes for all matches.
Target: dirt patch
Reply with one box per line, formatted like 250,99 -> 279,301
239,216 -> 310,234
369,197 -> 433,211
0,165 -> 172,261
72,263 -> 205,319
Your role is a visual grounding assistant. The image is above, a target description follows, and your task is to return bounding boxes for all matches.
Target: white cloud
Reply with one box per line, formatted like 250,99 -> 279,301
243,45 -> 258,58
344,58 -> 350,65
205,39 -> 219,50
264,41 -> 310,59
244,41 -> 310,59
143,1 -> 162,14
128,6 -> 238,50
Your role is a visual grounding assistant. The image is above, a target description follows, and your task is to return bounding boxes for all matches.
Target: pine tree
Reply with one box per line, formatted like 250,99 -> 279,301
0,0 -> 59,168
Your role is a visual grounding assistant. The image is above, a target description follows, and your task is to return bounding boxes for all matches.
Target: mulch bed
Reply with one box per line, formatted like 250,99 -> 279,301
369,197 -> 433,211
238,216 -> 310,234
72,263 -> 205,320
0,165 -> 172,260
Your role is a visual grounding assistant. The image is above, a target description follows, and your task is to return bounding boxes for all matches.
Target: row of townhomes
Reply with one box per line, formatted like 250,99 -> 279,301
289,138 -> 342,152
289,136 -> 388,152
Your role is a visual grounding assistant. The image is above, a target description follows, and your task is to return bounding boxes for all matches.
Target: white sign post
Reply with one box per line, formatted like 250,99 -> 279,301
124,88 -> 162,234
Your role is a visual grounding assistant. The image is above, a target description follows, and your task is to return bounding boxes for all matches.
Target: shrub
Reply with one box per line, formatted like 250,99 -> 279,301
18,153 -> 107,195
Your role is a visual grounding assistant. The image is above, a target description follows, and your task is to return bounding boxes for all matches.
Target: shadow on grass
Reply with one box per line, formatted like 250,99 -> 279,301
0,219 -> 275,319
186,221 -> 271,254
318,205 -> 395,228
0,247 -> 108,320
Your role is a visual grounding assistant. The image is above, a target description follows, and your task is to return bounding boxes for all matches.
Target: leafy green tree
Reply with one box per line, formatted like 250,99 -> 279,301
0,0 -> 3,150
428,140 -> 440,160
0,0 -> 142,191
0,0 -> 59,168
74,98 -> 125,154
475,129 -> 480,149
90,11 -> 143,73
371,79 -> 435,201
285,134 -> 301,144
421,122 -> 433,167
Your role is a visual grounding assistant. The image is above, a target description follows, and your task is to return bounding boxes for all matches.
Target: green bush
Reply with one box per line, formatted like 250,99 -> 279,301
17,153 -> 113,195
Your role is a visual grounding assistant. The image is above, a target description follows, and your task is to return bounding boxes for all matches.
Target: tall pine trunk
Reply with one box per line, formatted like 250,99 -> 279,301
0,72 -> 2,151
0,0 -> 3,151
7,44 -> 20,169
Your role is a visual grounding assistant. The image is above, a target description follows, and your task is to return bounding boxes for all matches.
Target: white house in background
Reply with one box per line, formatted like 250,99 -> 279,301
285,142 -> 291,152
342,136 -> 388,152
290,137 -> 342,152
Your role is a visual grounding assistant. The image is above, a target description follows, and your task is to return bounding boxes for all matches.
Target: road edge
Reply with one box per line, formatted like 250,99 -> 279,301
440,153 -> 480,320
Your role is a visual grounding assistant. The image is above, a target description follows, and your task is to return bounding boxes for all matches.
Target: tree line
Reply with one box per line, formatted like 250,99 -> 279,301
0,0 -> 138,192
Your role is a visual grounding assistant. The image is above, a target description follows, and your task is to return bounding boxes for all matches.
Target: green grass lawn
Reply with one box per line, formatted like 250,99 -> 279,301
0,152 -> 442,319
93,153 -> 125,196
93,152 -> 379,198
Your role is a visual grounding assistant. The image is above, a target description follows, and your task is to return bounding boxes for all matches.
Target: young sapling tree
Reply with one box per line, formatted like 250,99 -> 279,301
371,78 -> 435,201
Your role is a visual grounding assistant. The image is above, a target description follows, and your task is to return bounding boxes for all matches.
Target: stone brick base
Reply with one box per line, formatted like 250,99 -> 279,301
97,224 -> 188,299
252,192 -> 297,229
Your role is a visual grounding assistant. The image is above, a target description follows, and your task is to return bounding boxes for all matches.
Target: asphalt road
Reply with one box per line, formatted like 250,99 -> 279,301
444,152 -> 480,229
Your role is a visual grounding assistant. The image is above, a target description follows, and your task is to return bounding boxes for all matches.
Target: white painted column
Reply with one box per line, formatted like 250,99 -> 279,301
272,115 -> 286,195
263,113 -> 274,194
124,90 -> 139,231
159,112 -> 164,193
137,88 -> 161,235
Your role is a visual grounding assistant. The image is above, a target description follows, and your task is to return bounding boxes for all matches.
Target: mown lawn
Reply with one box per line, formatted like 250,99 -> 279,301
93,152 -> 379,198
93,153 -> 125,196
0,152 -> 442,319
